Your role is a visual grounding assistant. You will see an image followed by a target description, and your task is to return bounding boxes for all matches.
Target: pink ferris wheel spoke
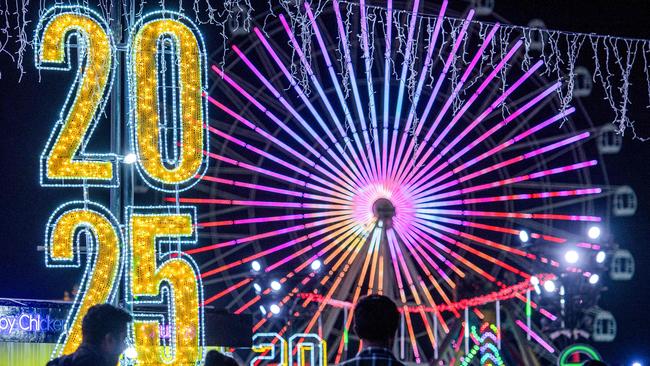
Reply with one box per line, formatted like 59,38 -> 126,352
303,2 -> 376,183
226,46 -> 370,189
358,0 -> 382,182
389,9 -> 476,182
391,20 -> 499,183
412,217 -> 531,279
389,229 -> 437,353
446,107 -> 577,180
395,219 -> 457,292
332,1 -> 380,180
402,61 -> 550,191
205,88 -> 359,197
418,188 -> 601,209
420,160 -> 598,203
410,131 -> 592,200
199,217 -> 358,277
251,27 -> 376,187
384,0 -> 423,182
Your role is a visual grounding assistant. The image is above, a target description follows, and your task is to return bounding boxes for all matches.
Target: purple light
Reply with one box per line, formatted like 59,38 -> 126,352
515,320 -> 554,353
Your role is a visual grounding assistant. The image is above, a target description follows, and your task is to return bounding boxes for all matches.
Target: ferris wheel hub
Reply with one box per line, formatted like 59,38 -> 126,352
372,197 -> 396,226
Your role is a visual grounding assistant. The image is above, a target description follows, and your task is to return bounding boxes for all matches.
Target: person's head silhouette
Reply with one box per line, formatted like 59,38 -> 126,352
353,294 -> 400,348
46,303 -> 132,366
81,304 -> 133,364
204,350 -> 239,366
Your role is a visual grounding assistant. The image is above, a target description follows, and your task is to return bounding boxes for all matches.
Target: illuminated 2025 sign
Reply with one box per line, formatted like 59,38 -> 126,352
35,5 -> 208,364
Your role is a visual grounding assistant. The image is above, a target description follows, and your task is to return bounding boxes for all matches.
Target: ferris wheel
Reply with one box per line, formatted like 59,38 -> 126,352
155,0 -> 637,363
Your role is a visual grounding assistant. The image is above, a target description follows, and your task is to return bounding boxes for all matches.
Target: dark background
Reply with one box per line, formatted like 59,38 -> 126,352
1,0 -> 649,364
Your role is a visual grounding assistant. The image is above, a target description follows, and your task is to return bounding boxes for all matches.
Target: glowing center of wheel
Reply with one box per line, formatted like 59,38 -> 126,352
372,197 -> 396,221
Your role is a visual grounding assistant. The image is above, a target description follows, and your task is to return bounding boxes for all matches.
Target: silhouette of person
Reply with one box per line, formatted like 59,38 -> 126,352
46,304 -> 132,366
339,294 -> 405,366
204,350 -> 239,366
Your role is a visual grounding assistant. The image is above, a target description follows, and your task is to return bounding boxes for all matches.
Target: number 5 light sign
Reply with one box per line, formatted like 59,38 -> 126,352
35,5 -> 208,365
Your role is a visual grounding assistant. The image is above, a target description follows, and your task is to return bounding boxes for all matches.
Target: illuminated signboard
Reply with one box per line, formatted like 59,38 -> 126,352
35,5 -> 207,363
0,306 -> 66,343
251,333 -> 327,366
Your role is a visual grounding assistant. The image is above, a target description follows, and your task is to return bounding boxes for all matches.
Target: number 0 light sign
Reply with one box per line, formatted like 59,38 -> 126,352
35,5 -> 208,364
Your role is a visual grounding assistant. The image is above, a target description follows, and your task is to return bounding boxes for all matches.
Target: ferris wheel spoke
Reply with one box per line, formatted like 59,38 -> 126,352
202,278 -> 253,306
419,188 -> 601,210
383,0 -> 429,183
249,28 -> 378,188
410,220 -> 500,284
378,0 -> 394,180
197,211 -> 349,229
247,228 -> 367,331
396,226 -> 455,331
197,175 -> 303,199
510,134 -> 594,177
189,214 -> 355,254
332,1 -> 380,180
302,3 -> 376,184
412,216 -> 566,273
212,54 -> 364,194
203,147 -> 358,197
391,10 -> 476,183
390,229 -> 440,352
198,217 -> 358,278
208,86 -> 364,200
412,218 -> 529,280
358,0 -> 387,181
169,195 -> 353,211
405,223 -> 467,281
389,9 -> 448,186
303,235 -> 368,336
418,159 -> 598,203
393,21 -> 499,185
394,219 -> 457,296
398,59 -> 543,189
254,234 -> 364,335
205,101 -> 359,199
202,142 -> 359,202
332,226 -> 383,363
410,130 -> 591,200
521,193 -> 606,215
504,126 -> 599,154
437,107 -> 577,184
383,228 -> 422,362
413,215 -> 529,258
403,66 -> 555,192
207,124 -> 315,179
276,15 -> 380,187
417,208 -> 600,223
265,221 -> 364,273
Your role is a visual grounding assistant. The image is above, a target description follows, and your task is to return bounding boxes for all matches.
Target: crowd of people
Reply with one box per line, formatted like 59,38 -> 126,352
44,296 -> 606,366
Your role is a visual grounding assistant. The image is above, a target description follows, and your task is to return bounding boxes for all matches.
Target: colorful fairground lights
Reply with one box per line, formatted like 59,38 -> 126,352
148,0 -> 633,363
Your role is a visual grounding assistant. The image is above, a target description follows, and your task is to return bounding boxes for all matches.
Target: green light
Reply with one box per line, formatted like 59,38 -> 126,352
343,328 -> 348,344
558,344 -> 602,366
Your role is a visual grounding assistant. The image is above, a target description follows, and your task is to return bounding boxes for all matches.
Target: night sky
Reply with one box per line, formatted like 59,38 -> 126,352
1,0 -> 649,365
